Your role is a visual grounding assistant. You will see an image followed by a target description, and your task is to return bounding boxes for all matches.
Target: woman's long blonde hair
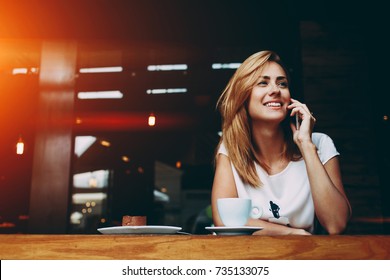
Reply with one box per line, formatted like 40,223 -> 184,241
216,50 -> 301,187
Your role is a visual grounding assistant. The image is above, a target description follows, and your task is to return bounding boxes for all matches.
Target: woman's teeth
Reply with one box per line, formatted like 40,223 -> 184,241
265,102 -> 281,107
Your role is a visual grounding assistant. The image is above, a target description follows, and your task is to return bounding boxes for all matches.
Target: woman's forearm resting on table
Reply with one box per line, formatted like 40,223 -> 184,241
247,218 -> 311,235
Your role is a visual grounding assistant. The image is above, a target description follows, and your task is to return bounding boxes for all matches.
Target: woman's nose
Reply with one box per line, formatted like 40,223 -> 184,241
268,83 -> 281,95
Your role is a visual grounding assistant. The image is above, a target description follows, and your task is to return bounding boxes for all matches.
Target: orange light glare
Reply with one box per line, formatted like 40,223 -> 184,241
176,161 -> 182,169
148,114 -> 156,126
122,156 -> 130,162
16,137 -> 24,155
100,140 -> 111,147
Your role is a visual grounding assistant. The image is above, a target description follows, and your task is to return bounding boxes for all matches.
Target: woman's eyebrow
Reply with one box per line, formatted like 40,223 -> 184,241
258,76 -> 287,80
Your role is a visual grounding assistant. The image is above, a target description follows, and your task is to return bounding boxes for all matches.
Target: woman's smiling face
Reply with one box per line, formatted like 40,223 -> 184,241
247,61 -> 291,125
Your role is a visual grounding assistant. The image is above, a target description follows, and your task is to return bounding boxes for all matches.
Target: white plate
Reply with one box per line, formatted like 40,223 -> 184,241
97,225 -> 182,235
205,226 -> 263,236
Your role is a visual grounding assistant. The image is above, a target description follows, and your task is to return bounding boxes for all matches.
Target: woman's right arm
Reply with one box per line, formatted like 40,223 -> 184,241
212,153 -> 311,235
248,218 -> 311,235
211,153 -> 239,226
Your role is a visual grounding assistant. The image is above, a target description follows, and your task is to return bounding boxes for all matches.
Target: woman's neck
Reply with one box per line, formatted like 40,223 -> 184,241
252,123 -> 286,167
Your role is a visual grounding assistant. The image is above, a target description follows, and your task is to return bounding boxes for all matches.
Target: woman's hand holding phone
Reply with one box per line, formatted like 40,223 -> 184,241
288,98 -> 316,146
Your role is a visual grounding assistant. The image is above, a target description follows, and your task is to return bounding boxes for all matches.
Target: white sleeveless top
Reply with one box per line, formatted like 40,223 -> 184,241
218,132 -> 340,233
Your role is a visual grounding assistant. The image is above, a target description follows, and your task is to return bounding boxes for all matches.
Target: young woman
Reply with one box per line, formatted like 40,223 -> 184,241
211,50 -> 351,235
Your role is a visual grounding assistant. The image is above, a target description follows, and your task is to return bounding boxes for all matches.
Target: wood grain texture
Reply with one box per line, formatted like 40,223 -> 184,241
0,235 -> 389,260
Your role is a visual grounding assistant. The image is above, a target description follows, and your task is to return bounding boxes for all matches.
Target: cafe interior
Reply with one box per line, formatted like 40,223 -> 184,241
0,0 -> 389,237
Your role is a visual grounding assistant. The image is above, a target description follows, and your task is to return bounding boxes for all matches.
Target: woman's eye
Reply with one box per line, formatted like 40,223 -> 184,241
258,81 -> 268,86
278,82 -> 288,88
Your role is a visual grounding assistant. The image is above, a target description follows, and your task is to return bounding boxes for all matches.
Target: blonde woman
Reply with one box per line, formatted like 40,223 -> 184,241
211,50 -> 351,235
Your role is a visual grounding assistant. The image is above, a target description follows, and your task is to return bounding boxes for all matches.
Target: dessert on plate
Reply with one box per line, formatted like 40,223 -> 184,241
122,215 -> 146,226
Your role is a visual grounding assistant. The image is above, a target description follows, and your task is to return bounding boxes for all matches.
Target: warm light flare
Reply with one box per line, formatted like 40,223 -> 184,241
100,140 -> 111,147
121,156 -> 130,162
16,137 -> 24,155
11,67 -> 39,75
148,113 -> 156,126
12,68 -> 28,75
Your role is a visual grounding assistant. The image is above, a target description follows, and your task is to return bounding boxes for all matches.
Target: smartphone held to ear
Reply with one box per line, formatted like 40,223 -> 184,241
290,114 -> 300,130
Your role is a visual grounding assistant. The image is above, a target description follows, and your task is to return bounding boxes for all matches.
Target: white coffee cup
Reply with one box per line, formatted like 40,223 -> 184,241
217,198 -> 262,227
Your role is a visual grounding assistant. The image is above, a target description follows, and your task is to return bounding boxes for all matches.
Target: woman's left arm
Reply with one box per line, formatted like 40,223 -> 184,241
299,142 -> 351,234
289,98 -> 351,234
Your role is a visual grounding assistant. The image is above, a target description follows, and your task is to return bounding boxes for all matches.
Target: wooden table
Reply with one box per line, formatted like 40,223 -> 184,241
1,234 -> 389,259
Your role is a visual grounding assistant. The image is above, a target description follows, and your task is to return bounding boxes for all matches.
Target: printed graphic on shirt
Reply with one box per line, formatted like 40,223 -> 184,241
269,201 -> 280,218
268,201 -> 290,226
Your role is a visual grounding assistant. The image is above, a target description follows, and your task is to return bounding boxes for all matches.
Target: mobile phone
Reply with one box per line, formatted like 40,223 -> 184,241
290,114 -> 300,130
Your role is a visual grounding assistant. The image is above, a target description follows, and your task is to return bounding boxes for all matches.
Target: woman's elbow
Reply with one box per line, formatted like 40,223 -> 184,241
325,206 -> 351,235
325,220 -> 348,235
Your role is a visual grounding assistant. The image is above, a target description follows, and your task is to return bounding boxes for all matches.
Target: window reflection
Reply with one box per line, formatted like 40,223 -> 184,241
69,170 -> 110,233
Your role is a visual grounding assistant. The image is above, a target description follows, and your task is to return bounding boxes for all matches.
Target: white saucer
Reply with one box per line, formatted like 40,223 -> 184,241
205,226 -> 263,235
97,225 -> 182,235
